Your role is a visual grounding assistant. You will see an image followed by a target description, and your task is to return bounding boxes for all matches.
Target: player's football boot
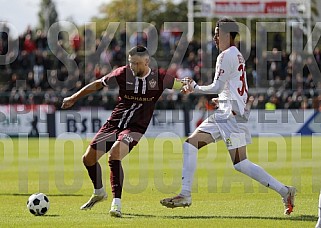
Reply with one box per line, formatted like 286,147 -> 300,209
80,193 -> 107,210
160,194 -> 192,208
109,204 -> 122,217
282,186 -> 296,215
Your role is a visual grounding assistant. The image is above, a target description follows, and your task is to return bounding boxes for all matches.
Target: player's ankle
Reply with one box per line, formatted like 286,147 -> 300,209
180,190 -> 191,197
94,187 -> 105,195
112,198 -> 121,206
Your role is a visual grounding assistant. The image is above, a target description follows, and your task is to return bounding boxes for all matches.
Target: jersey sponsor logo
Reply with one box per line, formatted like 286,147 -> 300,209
124,94 -> 154,102
149,78 -> 157,88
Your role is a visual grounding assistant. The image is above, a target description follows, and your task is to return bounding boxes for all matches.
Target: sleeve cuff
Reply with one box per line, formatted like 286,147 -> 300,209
193,85 -> 200,91
190,80 -> 197,88
101,77 -> 108,87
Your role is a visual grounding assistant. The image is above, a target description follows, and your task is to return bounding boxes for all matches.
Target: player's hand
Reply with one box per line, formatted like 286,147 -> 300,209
61,96 -> 76,109
181,84 -> 193,94
181,77 -> 194,85
181,77 -> 197,94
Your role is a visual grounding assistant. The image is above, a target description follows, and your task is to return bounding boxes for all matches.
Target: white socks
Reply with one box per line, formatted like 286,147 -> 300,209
112,198 -> 121,208
180,142 -> 198,197
94,187 -> 105,195
179,143 -> 289,199
234,159 -> 288,197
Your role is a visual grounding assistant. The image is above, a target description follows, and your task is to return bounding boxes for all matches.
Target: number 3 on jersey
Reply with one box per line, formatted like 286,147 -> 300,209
237,64 -> 248,96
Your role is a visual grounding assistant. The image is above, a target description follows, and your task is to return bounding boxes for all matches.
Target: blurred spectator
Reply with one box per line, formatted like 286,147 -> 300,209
314,47 -> 321,69
160,25 -> 171,57
70,32 -> 82,53
35,30 -> 48,50
273,33 -> 282,51
176,63 -> 193,79
265,96 -> 277,110
0,23 -> 319,111
83,27 -> 95,51
129,32 -> 147,48
100,47 -> 113,66
0,22 -> 9,56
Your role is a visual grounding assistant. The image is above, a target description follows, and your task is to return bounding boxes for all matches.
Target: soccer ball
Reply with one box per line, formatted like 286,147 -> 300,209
27,193 -> 50,216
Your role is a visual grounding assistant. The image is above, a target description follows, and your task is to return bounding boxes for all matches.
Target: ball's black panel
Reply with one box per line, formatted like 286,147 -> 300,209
41,207 -> 48,214
29,209 -> 36,215
33,198 -> 40,205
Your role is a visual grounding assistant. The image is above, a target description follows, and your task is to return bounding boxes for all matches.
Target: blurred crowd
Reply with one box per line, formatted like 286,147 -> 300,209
0,22 -> 321,111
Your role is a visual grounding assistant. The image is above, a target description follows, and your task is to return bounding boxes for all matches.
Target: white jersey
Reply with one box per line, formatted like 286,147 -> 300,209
215,46 -> 248,116
194,46 -> 251,149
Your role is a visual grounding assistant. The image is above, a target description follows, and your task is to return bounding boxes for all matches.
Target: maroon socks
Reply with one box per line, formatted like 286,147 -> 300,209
109,160 -> 124,198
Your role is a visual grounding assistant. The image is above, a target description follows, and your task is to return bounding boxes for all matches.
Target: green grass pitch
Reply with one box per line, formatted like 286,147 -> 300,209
0,136 -> 320,227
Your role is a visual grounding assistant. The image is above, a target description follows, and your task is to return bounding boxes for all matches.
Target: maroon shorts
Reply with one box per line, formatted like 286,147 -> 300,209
90,121 -> 145,153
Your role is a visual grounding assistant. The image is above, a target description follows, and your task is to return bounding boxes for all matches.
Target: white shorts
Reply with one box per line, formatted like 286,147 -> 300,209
196,111 -> 252,150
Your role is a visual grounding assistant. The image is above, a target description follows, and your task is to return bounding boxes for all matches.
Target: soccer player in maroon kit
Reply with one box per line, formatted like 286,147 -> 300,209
61,45 -> 183,217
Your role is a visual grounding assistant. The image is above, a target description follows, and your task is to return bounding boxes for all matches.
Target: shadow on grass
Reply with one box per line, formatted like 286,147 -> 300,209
44,214 -> 61,217
0,193 -> 84,197
122,213 -> 318,222
122,213 -> 157,219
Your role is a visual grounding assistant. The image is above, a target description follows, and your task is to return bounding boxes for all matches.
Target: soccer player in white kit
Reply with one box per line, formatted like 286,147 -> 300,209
160,18 -> 296,215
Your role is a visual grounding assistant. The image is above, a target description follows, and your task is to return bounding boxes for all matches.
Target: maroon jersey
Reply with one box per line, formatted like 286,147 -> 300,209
100,65 -> 175,133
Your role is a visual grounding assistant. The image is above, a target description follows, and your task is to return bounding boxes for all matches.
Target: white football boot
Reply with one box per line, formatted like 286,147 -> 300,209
109,201 -> 122,217
160,194 -> 192,208
80,193 -> 107,210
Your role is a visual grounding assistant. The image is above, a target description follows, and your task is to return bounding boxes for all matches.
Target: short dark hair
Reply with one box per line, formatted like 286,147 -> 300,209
128,45 -> 149,57
216,18 -> 239,39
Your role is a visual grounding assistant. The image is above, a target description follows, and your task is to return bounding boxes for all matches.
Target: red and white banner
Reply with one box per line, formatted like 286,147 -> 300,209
204,0 -> 310,18
213,1 -> 287,16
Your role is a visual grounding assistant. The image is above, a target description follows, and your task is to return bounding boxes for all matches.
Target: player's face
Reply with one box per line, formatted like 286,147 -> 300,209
213,26 -> 230,51
128,55 -> 149,77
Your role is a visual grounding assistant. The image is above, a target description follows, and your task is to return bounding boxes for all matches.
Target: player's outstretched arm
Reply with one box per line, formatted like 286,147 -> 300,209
181,77 -> 224,95
61,79 -> 104,109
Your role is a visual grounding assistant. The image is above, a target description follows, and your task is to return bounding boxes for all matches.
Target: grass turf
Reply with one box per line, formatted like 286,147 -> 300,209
0,136 -> 320,227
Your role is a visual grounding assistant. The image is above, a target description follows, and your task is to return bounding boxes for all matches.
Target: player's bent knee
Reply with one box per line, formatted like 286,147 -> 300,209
82,155 -> 89,166
82,155 -> 94,167
82,152 -> 98,167
233,161 -> 241,171
233,158 -> 249,172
